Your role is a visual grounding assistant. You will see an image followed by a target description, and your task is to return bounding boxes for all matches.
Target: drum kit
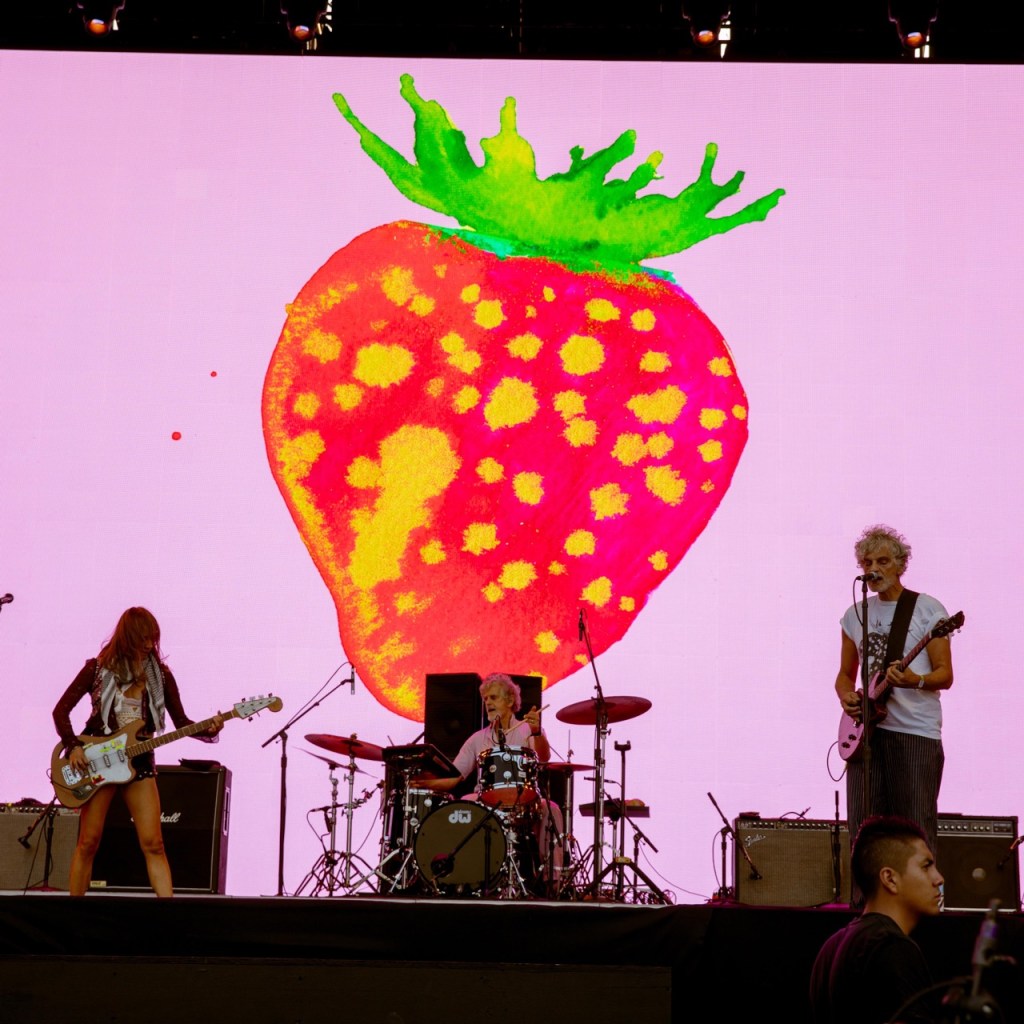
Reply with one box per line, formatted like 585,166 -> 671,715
298,690 -> 668,902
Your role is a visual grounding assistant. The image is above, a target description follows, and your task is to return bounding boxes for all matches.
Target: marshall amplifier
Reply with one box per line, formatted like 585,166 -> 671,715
0,804 -> 80,890
735,816 -> 851,907
91,764 -> 230,893
937,814 -> 1020,912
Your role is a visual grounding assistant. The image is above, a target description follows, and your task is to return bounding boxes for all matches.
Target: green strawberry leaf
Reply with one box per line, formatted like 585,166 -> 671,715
333,74 -> 785,269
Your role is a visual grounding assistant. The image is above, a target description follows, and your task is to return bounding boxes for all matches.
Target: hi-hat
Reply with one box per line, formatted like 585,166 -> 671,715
306,733 -> 385,761
540,762 -> 594,773
300,748 -> 371,775
555,696 -> 652,726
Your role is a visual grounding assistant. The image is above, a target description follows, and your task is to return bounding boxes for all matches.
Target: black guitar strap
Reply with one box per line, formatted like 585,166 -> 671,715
882,588 -> 919,670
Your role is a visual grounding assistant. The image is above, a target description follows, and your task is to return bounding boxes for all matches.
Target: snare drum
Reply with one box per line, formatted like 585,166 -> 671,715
477,746 -> 539,807
414,800 -> 507,893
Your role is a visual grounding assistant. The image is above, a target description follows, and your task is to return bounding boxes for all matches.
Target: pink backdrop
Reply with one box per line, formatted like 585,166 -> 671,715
1,52 -> 1020,900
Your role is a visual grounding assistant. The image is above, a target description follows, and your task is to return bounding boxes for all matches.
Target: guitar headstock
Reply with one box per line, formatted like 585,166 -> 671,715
233,695 -> 284,719
932,611 -> 965,639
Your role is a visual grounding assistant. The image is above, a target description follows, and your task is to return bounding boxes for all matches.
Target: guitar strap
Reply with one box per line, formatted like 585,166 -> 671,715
881,588 -> 919,670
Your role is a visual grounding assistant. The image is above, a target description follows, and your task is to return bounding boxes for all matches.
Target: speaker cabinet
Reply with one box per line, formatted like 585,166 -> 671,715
90,765 -> 230,893
424,673 -> 484,762
937,814 -> 1020,912
0,805 -> 79,890
735,817 -> 851,906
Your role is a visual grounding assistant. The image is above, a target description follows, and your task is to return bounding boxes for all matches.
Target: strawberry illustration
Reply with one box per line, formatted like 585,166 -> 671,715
262,75 -> 783,720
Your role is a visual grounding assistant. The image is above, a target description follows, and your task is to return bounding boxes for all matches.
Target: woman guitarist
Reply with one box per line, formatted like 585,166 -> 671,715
52,607 -> 223,896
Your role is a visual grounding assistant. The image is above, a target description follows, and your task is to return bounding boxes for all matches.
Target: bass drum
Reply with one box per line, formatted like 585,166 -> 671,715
414,800 -> 507,895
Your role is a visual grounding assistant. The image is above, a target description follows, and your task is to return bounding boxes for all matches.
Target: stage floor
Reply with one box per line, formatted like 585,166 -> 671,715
2,893 -> 1023,1023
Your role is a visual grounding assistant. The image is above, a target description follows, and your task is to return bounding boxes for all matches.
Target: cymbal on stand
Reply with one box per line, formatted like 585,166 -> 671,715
554,696 -> 652,726
306,733 -> 385,761
299,748 -> 371,775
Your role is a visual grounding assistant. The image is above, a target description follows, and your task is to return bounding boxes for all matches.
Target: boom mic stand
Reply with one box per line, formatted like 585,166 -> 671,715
21,797 -> 62,892
707,791 -> 760,902
262,663 -> 353,897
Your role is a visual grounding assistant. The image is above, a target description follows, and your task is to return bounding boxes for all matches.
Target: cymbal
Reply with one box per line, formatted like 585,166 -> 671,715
299,748 -> 371,775
555,696 -> 652,726
540,762 -> 594,773
305,733 -> 385,762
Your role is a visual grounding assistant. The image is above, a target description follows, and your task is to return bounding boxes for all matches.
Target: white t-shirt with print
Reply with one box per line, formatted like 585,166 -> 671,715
841,592 -> 949,740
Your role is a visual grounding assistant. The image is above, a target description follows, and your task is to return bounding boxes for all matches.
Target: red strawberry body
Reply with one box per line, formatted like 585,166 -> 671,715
263,220 -> 748,719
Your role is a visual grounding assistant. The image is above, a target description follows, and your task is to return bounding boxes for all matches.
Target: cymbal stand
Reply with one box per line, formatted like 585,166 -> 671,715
294,754 -> 376,897
586,741 -> 668,904
578,609 -> 610,887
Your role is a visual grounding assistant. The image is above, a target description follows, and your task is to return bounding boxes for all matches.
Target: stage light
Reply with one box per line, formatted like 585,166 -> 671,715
681,0 -> 731,47
888,0 -> 938,52
281,1 -> 330,43
74,1 -> 125,36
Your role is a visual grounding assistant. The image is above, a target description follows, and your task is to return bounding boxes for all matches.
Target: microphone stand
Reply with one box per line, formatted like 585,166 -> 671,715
830,789 -> 844,903
707,791 -> 759,902
21,797 -> 61,892
858,576 -> 873,829
262,665 -> 353,897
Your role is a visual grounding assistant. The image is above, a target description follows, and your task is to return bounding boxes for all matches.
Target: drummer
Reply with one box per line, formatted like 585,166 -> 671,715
422,673 -> 551,791
417,673 -> 563,886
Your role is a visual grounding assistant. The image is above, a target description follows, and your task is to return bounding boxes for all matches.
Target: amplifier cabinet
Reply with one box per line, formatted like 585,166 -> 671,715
0,805 -> 79,890
937,814 -> 1020,912
91,765 -> 231,893
735,816 -> 851,907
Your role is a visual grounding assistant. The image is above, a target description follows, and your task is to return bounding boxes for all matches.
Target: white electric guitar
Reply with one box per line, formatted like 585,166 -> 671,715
51,695 -> 282,808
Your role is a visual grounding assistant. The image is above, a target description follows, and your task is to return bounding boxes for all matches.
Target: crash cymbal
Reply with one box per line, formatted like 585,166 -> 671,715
305,733 -> 385,761
299,748 -> 371,775
555,696 -> 652,726
540,762 -> 594,773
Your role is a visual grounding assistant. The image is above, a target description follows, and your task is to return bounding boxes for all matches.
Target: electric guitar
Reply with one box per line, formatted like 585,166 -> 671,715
51,695 -> 283,807
837,611 -> 964,762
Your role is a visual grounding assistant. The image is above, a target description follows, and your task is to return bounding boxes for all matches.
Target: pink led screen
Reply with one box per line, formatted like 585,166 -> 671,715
1,50 -> 1020,900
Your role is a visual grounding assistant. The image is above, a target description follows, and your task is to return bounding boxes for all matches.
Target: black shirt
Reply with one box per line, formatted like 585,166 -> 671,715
809,912 -> 935,1024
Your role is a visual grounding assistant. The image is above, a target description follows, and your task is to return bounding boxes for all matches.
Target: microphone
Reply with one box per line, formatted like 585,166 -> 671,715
855,573 -> 882,582
967,900 -> 1000,1008
996,835 -> 1023,870
431,852 -> 454,878
578,609 -> 585,641
0,594 -> 12,606
495,718 -> 506,750
17,834 -> 30,849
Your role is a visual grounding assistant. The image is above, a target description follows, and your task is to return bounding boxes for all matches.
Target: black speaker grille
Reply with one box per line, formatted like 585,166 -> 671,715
937,814 -> 1020,911
90,765 -> 230,893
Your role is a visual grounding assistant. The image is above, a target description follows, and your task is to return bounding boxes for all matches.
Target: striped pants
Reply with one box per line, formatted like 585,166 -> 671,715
846,728 -> 945,859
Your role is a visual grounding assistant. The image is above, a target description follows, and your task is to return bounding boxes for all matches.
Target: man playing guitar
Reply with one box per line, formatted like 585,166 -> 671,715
834,525 -> 954,900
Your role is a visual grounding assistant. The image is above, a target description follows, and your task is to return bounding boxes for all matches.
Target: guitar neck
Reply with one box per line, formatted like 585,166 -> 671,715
126,708 -> 235,757
896,633 -> 932,674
